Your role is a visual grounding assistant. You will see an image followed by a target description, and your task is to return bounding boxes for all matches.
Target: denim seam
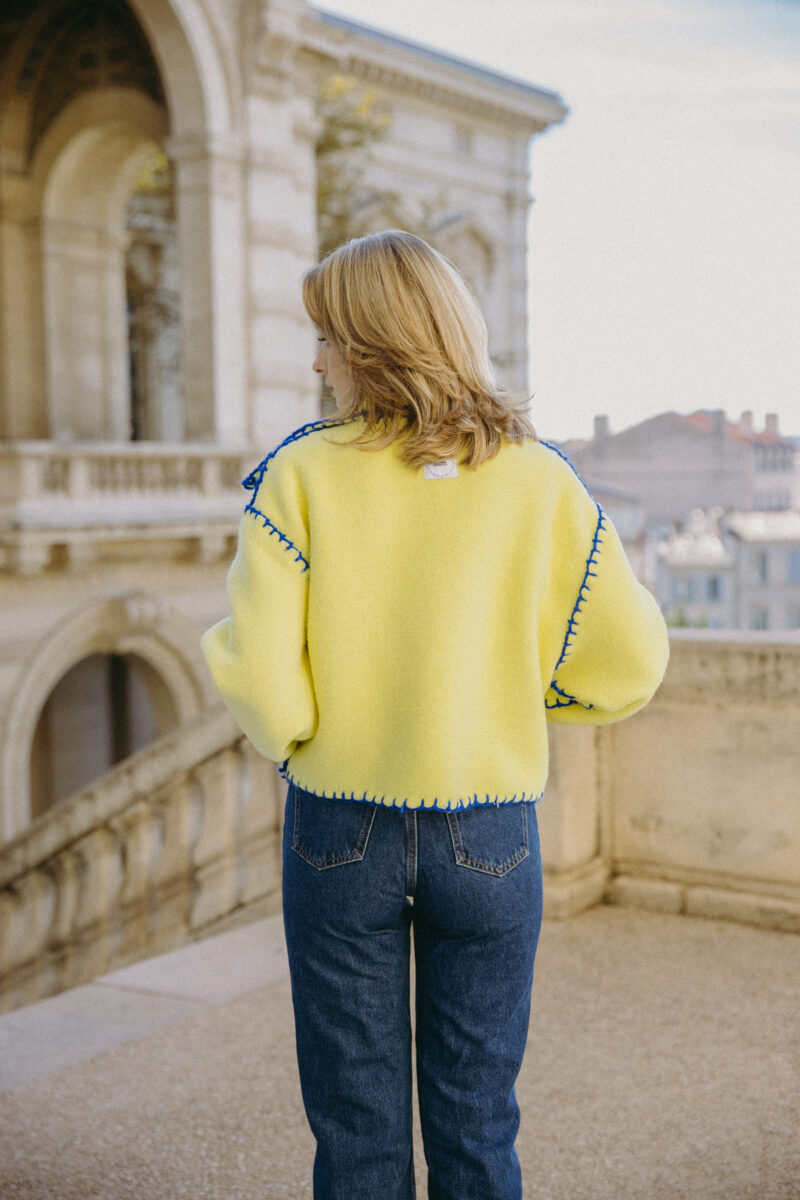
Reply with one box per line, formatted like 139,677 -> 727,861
279,762 -> 544,811
406,811 -> 418,897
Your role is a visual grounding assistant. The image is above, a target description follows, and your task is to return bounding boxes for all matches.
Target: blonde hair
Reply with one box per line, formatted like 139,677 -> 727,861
301,230 -> 536,469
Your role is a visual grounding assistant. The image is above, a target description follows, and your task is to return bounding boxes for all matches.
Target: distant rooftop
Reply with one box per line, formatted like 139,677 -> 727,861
589,409 -> 794,448
313,7 -> 566,107
677,409 -> 792,448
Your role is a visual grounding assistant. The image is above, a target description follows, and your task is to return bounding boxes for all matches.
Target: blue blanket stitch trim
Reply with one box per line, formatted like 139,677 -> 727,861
243,504 -> 310,572
540,440 -> 607,671
242,416 -> 356,491
544,680 -> 594,711
240,417 -> 356,574
553,504 -> 606,671
540,439 -> 594,496
278,761 -> 543,811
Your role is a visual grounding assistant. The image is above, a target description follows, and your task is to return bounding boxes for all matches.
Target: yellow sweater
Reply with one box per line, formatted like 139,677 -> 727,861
202,417 -> 669,810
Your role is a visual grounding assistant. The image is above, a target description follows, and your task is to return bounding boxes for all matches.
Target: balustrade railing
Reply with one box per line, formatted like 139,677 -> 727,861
0,442 -> 255,572
0,706 -> 284,1013
0,442 -> 252,517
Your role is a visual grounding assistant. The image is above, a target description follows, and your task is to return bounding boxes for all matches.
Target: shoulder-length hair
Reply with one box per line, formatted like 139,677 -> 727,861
301,230 -> 536,469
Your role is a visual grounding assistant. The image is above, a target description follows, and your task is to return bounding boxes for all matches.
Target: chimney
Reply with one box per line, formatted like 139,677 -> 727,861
594,414 -> 609,441
765,413 -> 779,437
711,409 -> 726,438
739,410 -> 753,435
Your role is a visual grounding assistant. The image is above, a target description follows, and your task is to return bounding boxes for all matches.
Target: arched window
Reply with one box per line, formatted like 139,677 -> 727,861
29,652 -> 178,818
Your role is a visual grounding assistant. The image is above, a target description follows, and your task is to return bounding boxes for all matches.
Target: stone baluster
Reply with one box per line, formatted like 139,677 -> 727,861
152,773 -> 200,947
74,827 -> 124,983
238,745 -> 284,911
8,869 -> 57,1007
191,747 -> 244,929
200,457 -> 221,495
48,849 -> 84,994
66,455 -> 91,501
112,798 -> 163,961
17,453 -> 45,502
0,890 -> 22,1010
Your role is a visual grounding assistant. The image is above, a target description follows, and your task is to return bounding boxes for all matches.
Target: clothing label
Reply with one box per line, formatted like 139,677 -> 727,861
423,458 -> 459,480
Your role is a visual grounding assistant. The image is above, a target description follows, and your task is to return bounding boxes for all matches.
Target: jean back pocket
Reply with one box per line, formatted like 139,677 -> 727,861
290,785 -> 377,870
446,802 -> 530,876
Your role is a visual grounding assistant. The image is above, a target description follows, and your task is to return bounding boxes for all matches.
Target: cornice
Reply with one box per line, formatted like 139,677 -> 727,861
299,8 -> 568,135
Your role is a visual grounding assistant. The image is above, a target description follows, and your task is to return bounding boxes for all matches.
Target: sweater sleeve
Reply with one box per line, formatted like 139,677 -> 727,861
201,458 -> 317,762
544,486 -> 669,726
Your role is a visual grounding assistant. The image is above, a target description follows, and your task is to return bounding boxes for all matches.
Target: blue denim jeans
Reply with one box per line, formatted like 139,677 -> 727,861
281,783 -> 543,1200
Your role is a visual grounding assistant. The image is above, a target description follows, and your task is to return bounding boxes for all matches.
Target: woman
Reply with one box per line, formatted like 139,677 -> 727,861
202,230 -> 669,1200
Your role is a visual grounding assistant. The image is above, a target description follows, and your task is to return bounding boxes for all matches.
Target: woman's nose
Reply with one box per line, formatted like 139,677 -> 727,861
312,347 -> 325,374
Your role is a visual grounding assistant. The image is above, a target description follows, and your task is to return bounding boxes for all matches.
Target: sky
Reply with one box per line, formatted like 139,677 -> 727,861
316,0 -> 800,442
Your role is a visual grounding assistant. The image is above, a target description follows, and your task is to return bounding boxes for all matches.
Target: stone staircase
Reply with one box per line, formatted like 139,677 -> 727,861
0,705 -> 285,1014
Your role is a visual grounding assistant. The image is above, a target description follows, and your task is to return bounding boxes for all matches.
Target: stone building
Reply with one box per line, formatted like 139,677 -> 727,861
656,508 -> 800,630
0,0 -> 568,1004
655,510 -> 736,629
564,409 -> 797,530
726,510 -> 800,632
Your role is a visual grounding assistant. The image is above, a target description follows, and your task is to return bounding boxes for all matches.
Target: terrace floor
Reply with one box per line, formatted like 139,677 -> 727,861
1,904 -> 798,1200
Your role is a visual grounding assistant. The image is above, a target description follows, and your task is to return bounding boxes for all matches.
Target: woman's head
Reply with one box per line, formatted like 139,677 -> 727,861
302,230 -> 535,468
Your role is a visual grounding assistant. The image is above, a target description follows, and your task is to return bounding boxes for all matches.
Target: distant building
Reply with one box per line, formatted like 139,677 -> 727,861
656,509 -> 800,630
656,511 -> 735,629
564,410 -> 797,528
726,511 -> 800,631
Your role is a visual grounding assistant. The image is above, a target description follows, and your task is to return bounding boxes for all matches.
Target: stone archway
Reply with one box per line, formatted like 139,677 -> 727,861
0,0 -> 246,444
35,87 -> 170,440
0,592 -> 211,839
29,649 -> 179,818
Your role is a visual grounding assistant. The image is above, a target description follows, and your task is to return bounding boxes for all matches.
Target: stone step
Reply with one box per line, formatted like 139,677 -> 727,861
0,912 -> 288,1092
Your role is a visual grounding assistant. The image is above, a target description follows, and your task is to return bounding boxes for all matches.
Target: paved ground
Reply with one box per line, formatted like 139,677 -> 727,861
0,904 -> 798,1200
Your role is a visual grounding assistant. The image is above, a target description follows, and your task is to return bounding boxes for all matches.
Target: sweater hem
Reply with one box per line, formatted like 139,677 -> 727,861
278,761 -> 544,811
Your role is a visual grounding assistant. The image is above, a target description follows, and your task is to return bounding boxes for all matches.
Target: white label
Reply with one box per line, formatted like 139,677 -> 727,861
423,458 -> 459,480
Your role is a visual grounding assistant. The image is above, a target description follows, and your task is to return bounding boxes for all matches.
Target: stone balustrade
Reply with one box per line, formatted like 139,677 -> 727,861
2,632 -> 799,1013
0,443 -> 254,572
0,707 -> 284,1013
541,630 -> 800,932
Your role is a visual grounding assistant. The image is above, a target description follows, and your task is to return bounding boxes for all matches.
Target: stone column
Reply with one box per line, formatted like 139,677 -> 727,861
539,724 -> 609,917
505,149 -> 533,397
168,133 -> 247,445
240,5 -> 321,449
0,181 -> 48,438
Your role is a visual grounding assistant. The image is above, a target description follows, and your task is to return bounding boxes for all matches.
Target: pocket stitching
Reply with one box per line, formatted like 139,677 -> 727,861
446,805 -> 530,877
291,790 -> 377,871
